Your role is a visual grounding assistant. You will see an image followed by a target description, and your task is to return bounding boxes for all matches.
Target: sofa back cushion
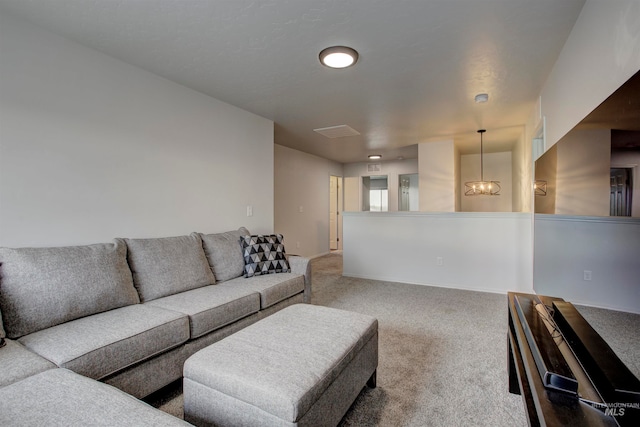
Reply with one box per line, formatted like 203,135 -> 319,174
0,241 -> 139,339
199,227 -> 250,282
121,234 -> 215,302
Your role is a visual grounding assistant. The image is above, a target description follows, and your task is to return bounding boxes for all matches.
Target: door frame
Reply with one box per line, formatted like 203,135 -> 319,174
329,175 -> 343,250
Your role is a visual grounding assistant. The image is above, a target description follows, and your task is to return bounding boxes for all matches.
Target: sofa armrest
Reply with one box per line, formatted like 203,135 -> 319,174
288,256 -> 312,303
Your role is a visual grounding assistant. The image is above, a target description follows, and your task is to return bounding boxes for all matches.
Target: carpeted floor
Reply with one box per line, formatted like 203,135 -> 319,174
308,253 -> 527,426
148,253 -> 640,426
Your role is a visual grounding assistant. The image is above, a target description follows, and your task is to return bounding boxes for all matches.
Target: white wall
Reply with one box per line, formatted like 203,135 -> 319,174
460,151 -> 513,212
534,215 -> 640,313
418,140 -> 455,212
0,13 -> 274,247
274,144 -> 343,258
343,158 -> 419,212
541,0 -> 640,148
343,212 -> 533,294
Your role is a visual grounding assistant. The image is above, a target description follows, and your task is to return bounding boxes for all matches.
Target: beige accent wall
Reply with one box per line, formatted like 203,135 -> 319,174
418,140 -> 456,212
460,151 -> 513,212
534,144 -> 557,214
555,129 -> 611,216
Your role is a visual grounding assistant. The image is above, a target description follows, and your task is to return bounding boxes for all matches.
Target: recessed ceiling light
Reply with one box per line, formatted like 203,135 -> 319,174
319,46 -> 359,69
368,154 -> 382,160
475,93 -> 489,103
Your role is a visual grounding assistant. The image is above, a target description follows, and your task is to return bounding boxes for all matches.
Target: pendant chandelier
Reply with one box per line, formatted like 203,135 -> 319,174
464,129 -> 501,196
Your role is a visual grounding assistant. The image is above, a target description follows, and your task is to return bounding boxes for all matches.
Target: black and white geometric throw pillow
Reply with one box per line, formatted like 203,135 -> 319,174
239,234 -> 291,278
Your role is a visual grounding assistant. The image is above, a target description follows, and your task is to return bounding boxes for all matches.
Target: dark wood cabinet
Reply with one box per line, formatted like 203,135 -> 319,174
507,292 -> 639,426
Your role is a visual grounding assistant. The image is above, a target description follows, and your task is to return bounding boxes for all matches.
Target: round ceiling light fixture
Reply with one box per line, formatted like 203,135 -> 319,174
319,46 -> 359,69
368,154 -> 382,160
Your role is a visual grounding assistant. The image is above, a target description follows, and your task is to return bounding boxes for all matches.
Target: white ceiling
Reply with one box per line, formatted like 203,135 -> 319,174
0,0 -> 587,163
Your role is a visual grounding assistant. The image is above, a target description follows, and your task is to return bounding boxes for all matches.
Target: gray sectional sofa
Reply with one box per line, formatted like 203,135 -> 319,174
0,227 -> 311,425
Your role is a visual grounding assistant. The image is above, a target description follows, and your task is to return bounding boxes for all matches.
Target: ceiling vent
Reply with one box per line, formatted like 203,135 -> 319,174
313,125 -> 360,139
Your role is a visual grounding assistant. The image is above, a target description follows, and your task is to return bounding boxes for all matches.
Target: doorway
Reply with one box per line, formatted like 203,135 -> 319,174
362,175 -> 388,212
329,176 -> 343,251
610,168 -> 633,216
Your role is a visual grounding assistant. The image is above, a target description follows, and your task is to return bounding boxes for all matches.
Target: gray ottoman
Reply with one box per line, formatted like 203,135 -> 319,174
183,304 -> 378,427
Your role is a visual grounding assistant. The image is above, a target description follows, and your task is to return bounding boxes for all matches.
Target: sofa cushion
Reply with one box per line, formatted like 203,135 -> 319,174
219,273 -> 304,309
240,234 -> 291,278
200,227 -> 250,282
0,369 -> 191,426
145,284 -> 261,339
0,241 -> 139,339
18,304 -> 189,380
0,339 -> 56,387
120,234 -> 215,302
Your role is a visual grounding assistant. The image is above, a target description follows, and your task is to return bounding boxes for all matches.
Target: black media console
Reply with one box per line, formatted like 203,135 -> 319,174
507,292 -> 640,426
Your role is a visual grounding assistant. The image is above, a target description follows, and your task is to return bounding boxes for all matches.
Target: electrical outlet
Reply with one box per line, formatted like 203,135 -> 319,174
583,270 -> 592,281
436,257 -> 444,266
296,242 -> 301,248
299,206 -> 304,213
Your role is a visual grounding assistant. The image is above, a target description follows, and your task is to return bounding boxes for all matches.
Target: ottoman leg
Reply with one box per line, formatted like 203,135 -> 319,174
366,370 -> 377,388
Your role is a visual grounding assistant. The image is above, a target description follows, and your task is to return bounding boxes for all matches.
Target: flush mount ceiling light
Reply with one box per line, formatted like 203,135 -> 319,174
475,93 -> 489,103
368,154 -> 382,160
319,46 -> 359,69
464,129 -> 501,196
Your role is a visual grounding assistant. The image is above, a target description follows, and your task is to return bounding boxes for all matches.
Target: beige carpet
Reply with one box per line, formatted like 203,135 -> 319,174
148,253 -> 640,426
309,253 -> 526,426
